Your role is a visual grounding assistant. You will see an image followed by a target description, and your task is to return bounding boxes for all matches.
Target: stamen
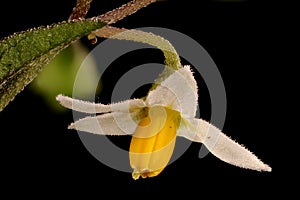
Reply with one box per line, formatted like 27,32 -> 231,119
129,106 -> 181,179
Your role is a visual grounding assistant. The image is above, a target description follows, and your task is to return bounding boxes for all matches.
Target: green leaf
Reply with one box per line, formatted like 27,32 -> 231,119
0,18 -> 106,111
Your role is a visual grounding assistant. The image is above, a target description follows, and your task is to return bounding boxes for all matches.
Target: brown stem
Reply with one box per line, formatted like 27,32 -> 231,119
98,0 -> 158,24
69,0 -> 93,20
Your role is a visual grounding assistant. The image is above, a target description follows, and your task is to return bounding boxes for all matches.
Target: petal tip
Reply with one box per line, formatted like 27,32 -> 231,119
68,123 -> 75,130
263,164 -> 272,172
56,94 -> 63,101
56,94 -> 69,104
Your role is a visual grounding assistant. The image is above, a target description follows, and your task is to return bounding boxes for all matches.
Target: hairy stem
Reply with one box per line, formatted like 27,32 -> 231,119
69,0 -> 93,20
94,26 -> 181,69
93,26 -> 181,89
98,0 -> 158,24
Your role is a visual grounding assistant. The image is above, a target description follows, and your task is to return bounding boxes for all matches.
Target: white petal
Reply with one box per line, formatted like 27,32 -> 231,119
145,66 -> 198,117
69,112 -> 141,135
56,94 -> 145,114
178,118 -> 272,172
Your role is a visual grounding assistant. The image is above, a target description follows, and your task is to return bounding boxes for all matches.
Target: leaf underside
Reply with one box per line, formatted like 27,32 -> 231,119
0,18 -> 106,111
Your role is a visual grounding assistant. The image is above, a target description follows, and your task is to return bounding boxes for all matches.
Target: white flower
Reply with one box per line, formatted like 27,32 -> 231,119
56,65 -> 271,179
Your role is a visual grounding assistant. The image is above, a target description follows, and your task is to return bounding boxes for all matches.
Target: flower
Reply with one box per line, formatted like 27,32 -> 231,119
56,66 -> 271,179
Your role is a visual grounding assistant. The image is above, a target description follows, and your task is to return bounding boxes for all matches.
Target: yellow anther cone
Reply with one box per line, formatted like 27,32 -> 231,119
129,106 -> 180,179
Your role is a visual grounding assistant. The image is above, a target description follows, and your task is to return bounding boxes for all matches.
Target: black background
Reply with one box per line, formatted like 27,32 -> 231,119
0,0 -> 289,198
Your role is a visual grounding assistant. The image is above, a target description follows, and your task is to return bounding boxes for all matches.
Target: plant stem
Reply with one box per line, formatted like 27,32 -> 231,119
98,0 -> 158,24
69,0 -> 93,20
